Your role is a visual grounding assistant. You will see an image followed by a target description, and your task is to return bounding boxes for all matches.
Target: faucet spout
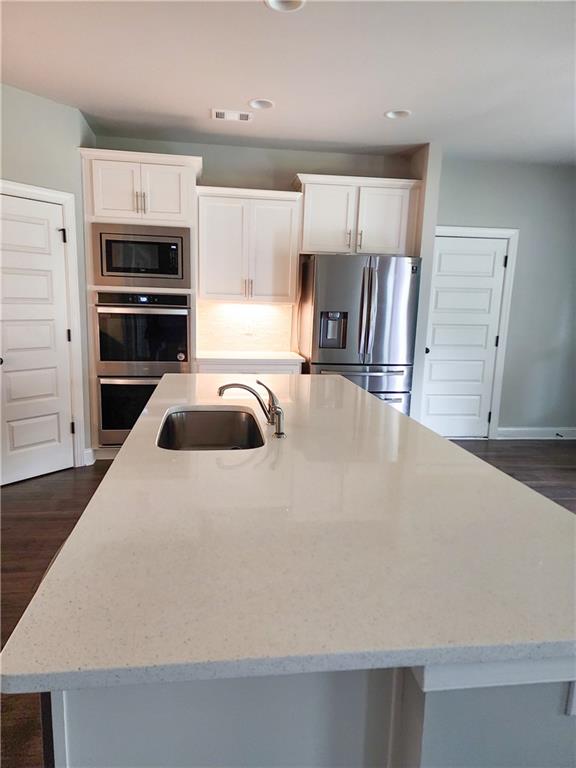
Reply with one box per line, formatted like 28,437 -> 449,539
217,381 -> 286,438
217,383 -> 272,423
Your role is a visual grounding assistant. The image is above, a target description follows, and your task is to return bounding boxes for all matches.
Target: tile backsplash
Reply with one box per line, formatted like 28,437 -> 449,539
196,302 -> 293,351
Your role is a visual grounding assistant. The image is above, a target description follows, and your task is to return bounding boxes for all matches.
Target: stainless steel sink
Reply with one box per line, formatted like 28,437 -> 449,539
157,409 -> 265,451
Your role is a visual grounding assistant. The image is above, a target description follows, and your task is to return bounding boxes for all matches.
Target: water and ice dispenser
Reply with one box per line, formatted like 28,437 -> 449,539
319,311 -> 348,349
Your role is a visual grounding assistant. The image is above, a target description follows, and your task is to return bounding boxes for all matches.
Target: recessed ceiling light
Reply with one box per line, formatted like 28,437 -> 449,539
249,98 -> 275,110
384,110 -> 412,120
264,0 -> 306,12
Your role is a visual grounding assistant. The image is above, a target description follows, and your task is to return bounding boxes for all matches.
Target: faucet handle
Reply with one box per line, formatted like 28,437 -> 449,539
256,379 -> 279,409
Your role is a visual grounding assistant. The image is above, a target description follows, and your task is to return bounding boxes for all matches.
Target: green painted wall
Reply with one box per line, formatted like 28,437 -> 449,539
1,84 -> 96,445
438,157 -> 576,429
96,134 -> 414,190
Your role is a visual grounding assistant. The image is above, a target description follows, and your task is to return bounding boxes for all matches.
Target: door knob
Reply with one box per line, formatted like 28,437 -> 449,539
425,347 -> 430,354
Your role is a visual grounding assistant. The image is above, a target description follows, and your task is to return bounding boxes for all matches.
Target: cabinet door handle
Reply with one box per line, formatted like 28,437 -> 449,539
346,229 -> 352,249
135,191 -> 140,213
249,279 -> 253,298
142,192 -> 147,214
358,230 -> 364,250
243,279 -> 248,298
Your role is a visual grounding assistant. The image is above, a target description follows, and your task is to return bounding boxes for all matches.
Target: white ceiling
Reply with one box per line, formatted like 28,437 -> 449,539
3,1 -> 575,162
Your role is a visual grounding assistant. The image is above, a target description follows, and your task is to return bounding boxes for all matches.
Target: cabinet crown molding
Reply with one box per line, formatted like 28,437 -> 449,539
293,174 -> 420,189
79,147 -> 203,176
198,186 -> 302,201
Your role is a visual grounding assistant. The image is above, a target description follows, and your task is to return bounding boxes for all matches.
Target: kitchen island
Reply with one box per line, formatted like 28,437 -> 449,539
1,374 -> 575,767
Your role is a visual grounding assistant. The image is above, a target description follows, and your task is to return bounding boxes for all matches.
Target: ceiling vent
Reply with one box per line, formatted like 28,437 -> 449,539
211,108 -> 253,122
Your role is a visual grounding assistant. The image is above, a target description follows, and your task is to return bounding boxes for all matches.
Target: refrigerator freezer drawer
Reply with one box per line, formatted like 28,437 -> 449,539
372,392 -> 411,415
311,364 -> 413,392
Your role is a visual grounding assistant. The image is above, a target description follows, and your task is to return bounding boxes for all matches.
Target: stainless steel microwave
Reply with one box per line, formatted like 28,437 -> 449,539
92,223 -> 191,289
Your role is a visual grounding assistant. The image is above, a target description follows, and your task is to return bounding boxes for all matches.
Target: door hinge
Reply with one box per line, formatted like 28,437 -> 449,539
503,254 -> 508,268
487,411 -> 492,424
70,421 -> 75,435
66,329 -> 71,342
58,228 -> 67,243
495,335 -> 499,347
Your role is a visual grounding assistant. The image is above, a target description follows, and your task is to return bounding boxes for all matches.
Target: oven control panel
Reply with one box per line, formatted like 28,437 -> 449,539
97,292 -> 190,307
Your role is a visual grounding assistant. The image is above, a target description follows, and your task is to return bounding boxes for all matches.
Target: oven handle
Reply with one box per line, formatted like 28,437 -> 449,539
99,378 -> 162,385
96,307 -> 189,315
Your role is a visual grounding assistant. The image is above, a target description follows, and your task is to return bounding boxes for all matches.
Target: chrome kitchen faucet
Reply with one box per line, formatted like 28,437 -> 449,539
217,380 -> 286,438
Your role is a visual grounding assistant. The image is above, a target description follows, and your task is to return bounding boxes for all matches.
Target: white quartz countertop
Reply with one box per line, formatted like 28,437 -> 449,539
1,374 -> 574,693
196,350 -> 304,362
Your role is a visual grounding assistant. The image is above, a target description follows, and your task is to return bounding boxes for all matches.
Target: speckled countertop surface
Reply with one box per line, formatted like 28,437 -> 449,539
1,374 -> 574,693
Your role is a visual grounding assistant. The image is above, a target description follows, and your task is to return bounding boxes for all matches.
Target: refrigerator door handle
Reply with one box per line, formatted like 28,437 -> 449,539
366,266 -> 379,356
358,266 -> 370,359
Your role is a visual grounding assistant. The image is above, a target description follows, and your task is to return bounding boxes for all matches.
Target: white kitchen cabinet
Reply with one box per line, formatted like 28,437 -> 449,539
198,188 -> 301,303
140,163 -> 191,221
196,359 -> 303,375
92,160 -> 142,220
198,196 -> 250,301
295,174 -> 420,256
301,184 -> 357,253
357,185 -> 412,254
251,199 -> 299,302
81,149 -> 202,224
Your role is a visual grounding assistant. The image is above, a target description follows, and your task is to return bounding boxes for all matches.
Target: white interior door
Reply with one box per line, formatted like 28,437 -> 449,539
420,236 -> 508,437
250,199 -> 298,302
1,195 -> 74,485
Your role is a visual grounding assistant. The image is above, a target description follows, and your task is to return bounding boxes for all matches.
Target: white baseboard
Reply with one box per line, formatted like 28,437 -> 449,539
93,446 -> 120,460
495,427 -> 576,440
83,449 -> 96,466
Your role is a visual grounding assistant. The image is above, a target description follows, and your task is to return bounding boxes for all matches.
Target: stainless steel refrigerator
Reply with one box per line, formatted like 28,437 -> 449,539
297,253 -> 421,414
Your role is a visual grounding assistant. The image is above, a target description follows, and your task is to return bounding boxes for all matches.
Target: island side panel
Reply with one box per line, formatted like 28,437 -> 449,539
53,669 -> 395,768
391,677 -> 576,768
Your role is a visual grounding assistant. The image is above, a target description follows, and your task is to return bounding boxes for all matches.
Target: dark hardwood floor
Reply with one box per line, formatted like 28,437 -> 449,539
1,461 -> 111,768
1,441 -> 575,766
454,439 -> 576,513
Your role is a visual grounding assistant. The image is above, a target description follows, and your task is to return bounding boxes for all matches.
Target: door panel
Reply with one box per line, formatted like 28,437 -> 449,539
310,254 -> 370,365
198,197 -> 249,300
1,195 -> 74,484
357,187 -> 411,254
140,164 -> 190,220
302,184 -> 357,253
421,236 -> 508,437
250,200 -> 298,302
367,256 -> 421,365
92,160 -> 141,219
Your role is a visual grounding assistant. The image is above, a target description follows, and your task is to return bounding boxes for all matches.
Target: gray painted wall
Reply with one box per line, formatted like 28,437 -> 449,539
438,157 -> 576,429
1,84 -> 96,445
96,134 -> 414,190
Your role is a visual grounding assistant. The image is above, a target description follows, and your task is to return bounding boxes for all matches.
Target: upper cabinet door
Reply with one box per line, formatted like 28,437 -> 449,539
301,184 -> 357,253
140,164 -> 191,221
92,160 -> 142,219
250,199 -> 299,303
357,187 -> 411,254
198,197 -> 250,301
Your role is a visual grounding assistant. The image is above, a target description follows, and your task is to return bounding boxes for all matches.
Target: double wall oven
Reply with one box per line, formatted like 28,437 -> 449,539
94,291 -> 191,445
92,220 -> 193,445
